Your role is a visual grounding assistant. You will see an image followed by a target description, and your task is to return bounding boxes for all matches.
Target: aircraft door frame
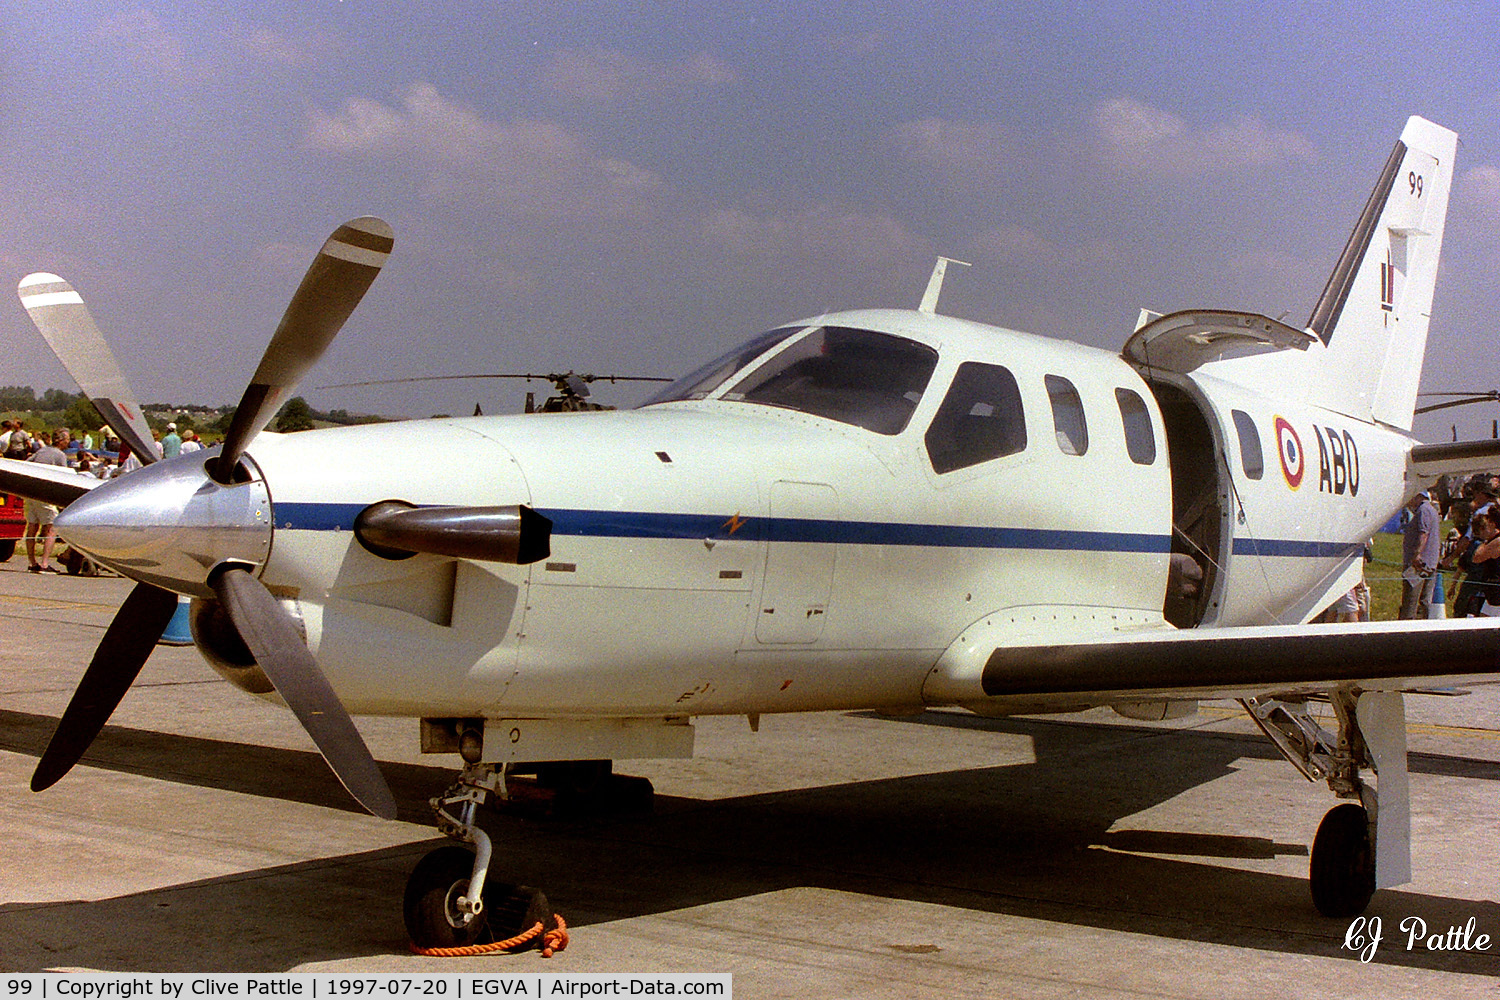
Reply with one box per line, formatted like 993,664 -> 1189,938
756,480 -> 838,643
1141,376 -> 1230,628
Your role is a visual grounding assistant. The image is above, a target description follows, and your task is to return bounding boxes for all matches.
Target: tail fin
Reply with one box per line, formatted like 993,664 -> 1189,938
1309,116 -> 1456,431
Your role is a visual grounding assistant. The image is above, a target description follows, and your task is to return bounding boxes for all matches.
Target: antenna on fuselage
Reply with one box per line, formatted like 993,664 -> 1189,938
918,256 -> 971,314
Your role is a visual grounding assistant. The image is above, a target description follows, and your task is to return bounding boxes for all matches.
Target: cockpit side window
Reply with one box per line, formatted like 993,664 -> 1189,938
723,326 -> 939,435
925,362 -> 1027,474
641,326 -> 805,405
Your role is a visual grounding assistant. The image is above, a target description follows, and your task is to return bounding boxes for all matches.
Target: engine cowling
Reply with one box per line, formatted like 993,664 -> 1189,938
189,597 -> 274,695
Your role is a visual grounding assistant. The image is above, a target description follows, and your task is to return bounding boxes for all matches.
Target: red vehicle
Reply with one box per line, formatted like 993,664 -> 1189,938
0,493 -> 24,562
0,492 -> 93,572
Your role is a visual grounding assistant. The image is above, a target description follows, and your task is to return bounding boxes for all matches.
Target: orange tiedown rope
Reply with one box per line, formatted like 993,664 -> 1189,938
410,914 -> 569,958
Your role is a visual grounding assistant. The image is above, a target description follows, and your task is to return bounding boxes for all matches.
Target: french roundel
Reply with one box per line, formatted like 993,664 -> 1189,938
1275,416 -> 1304,489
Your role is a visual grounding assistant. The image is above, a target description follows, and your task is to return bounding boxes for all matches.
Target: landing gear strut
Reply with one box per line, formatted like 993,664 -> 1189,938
404,763 -> 501,948
1243,689 -> 1408,917
403,763 -> 555,950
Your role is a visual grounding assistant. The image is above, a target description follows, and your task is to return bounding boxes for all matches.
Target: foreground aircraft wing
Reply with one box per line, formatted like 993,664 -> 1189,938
958,618 -> 1500,707
0,457 -> 100,508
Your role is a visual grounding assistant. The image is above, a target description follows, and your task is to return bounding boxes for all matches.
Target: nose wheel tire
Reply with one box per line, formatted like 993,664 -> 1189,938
404,845 -> 493,949
1310,802 -> 1376,917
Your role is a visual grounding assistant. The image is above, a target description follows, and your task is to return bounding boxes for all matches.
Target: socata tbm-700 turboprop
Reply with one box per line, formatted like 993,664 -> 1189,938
5,115 -> 1500,949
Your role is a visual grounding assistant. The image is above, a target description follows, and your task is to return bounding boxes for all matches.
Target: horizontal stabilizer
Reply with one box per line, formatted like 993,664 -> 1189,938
1408,438 -> 1500,480
981,618 -> 1500,702
0,458 -> 99,507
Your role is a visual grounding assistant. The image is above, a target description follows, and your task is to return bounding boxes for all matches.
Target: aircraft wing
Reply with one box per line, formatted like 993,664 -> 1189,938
971,618 -> 1500,706
0,458 -> 99,507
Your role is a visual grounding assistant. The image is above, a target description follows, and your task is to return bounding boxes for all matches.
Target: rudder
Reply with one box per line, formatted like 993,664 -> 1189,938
1309,116 -> 1456,431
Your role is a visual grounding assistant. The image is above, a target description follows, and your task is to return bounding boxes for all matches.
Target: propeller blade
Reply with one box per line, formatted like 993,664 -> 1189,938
32,582 -> 179,791
0,456 -> 99,507
17,273 -> 159,464
213,217 -> 393,482
210,566 -> 397,819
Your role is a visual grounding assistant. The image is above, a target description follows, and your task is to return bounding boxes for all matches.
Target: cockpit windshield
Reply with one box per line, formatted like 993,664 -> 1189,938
640,326 -> 804,405
643,324 -> 938,436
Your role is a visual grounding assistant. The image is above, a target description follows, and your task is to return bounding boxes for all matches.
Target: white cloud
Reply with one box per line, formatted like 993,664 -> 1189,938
95,7 -> 198,84
306,83 -> 664,220
541,48 -> 738,104
233,26 -> 336,67
1458,165 -> 1500,217
889,119 -> 1010,189
1093,98 -> 1317,175
822,31 -> 892,56
972,223 -> 1115,271
703,203 -> 920,266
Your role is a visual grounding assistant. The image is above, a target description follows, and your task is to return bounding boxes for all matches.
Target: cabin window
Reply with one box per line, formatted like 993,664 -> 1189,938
925,362 -> 1027,474
724,326 -> 938,435
1231,409 -> 1264,480
1115,388 -> 1156,465
1044,375 -> 1088,456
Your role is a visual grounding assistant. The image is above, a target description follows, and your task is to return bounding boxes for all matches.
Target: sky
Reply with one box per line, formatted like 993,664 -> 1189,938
3,1 -> 1500,440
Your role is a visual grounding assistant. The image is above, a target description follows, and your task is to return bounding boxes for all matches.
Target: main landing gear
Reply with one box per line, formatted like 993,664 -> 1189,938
402,758 -> 654,950
1243,689 -> 1408,918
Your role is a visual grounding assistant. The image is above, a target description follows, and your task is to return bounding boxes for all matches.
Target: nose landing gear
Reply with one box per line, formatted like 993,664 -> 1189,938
403,763 -> 560,953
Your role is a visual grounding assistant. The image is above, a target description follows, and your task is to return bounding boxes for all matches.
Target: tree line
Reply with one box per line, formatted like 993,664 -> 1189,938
0,386 -> 386,437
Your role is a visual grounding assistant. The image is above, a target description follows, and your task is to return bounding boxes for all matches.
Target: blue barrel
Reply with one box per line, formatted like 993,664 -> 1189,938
158,595 -> 194,645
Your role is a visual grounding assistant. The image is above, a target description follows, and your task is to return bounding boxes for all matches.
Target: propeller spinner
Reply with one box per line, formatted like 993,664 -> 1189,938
23,217 -> 399,819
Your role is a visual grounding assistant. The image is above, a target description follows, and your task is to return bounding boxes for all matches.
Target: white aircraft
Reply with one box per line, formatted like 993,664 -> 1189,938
5,115 -> 1498,949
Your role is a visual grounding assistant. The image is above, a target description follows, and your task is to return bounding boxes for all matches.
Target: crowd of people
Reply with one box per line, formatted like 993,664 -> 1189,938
1427,472 -> 1500,618
0,417 -> 203,573
1389,473 -> 1500,619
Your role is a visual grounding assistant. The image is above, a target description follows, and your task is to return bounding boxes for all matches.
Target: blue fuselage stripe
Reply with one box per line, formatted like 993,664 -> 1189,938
1231,538 -> 1364,558
541,508 -> 1172,552
272,502 -> 1170,553
271,503 -> 1351,559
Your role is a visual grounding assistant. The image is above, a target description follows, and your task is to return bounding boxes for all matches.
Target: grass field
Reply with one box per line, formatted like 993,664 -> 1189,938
1365,529 -> 1456,621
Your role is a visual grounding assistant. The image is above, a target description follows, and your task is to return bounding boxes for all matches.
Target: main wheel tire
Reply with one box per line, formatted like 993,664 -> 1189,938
486,884 -> 553,941
1310,802 -> 1376,917
403,845 -> 493,949
535,759 -> 612,795
0,539 -> 15,562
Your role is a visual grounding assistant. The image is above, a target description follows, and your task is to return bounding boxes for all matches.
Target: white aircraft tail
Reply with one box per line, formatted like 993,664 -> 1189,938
1307,116 -> 1456,431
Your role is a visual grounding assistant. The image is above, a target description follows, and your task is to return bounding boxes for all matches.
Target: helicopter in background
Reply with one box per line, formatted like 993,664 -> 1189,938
321,371 -> 671,415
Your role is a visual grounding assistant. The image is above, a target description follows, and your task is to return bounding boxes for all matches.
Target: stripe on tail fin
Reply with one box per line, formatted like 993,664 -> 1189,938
1309,117 -> 1455,431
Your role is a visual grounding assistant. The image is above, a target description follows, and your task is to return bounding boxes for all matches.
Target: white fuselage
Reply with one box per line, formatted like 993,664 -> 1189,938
238,309 -> 1412,720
